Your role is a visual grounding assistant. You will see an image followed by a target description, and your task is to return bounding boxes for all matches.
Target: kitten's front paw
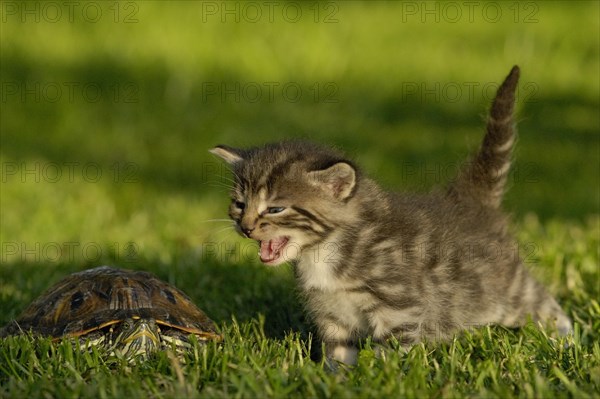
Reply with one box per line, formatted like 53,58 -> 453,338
555,314 -> 574,349
327,344 -> 358,366
556,314 -> 573,337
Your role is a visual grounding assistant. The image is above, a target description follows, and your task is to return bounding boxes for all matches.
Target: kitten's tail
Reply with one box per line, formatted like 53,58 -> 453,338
449,65 -> 520,209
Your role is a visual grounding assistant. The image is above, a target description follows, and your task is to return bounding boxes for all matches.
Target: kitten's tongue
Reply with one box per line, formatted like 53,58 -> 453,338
259,237 -> 289,263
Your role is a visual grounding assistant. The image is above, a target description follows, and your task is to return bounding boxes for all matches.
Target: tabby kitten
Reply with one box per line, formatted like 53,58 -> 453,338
210,66 -> 572,365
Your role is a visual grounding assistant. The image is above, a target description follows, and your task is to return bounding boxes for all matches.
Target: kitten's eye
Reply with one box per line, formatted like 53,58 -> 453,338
267,207 -> 286,214
234,201 -> 246,210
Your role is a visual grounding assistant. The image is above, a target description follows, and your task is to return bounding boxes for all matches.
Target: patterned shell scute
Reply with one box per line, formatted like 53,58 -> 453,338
1,266 -> 218,338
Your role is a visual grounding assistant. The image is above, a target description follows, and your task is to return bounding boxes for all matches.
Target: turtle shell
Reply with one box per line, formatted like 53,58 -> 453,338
0,266 -> 220,341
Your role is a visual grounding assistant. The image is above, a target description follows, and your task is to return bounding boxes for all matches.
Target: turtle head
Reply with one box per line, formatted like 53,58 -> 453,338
112,317 -> 160,359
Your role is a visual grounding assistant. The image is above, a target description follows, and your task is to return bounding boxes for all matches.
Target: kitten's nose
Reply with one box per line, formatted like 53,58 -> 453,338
241,226 -> 254,238
240,217 -> 257,238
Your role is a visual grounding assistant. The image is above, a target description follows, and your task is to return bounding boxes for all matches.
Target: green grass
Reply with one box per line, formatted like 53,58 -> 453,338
1,1 -> 599,398
1,216 -> 599,398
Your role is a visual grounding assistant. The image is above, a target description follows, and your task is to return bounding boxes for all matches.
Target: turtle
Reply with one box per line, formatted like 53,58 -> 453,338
0,266 -> 222,359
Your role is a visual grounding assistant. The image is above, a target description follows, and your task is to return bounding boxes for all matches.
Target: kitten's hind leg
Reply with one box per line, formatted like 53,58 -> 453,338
532,292 -> 573,336
503,271 -> 572,336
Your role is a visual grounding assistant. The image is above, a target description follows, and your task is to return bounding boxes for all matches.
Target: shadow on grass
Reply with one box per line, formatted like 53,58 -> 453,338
0,255 -> 310,341
2,55 -> 598,220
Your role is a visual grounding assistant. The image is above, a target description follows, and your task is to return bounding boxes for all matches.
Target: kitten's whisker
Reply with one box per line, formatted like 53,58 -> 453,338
204,179 -> 234,186
203,171 -> 237,187
209,225 -> 236,237
218,176 -> 237,185
202,182 -> 234,190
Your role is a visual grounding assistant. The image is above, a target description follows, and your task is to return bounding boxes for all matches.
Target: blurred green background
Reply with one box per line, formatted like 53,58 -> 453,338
1,1 -> 598,329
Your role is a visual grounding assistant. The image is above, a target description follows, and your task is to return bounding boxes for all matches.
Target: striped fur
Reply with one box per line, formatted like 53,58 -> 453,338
449,65 -> 520,208
210,66 -> 572,365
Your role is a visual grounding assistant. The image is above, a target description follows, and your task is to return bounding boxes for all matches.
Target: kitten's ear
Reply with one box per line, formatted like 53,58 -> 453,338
209,145 -> 245,164
308,162 -> 356,200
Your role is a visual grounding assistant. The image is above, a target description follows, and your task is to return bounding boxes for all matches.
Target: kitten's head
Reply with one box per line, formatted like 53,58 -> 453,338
210,141 -> 360,265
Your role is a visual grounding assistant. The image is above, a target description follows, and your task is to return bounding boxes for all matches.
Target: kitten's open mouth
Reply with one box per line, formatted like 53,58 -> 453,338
259,237 -> 289,264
